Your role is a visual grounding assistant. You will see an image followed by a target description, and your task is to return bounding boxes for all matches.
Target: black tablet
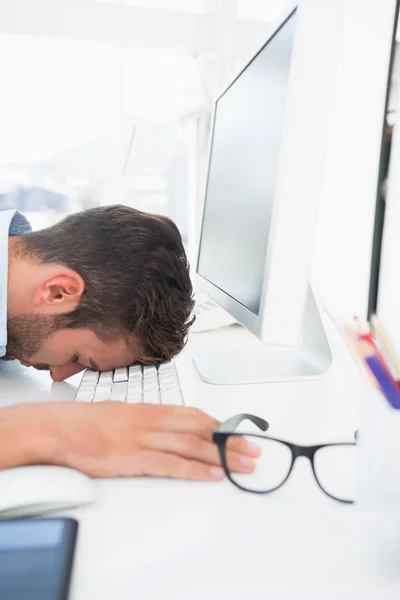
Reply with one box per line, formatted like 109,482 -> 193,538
0,518 -> 78,600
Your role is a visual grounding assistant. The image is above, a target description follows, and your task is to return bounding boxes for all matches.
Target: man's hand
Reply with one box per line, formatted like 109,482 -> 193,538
0,403 -> 260,480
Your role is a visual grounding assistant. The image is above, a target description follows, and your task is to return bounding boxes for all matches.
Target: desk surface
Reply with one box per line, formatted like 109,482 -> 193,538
1,319 -> 399,600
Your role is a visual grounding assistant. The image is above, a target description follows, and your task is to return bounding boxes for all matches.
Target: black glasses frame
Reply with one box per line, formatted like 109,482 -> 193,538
213,414 -> 356,504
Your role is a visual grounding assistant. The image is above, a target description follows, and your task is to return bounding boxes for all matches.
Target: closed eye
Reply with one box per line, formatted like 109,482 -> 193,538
89,358 -> 100,371
72,354 -> 99,371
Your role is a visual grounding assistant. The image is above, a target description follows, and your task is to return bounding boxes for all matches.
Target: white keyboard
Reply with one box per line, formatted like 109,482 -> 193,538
74,360 -> 184,405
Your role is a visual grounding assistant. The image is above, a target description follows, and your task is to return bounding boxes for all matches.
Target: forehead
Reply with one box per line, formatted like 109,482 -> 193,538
46,328 -> 136,369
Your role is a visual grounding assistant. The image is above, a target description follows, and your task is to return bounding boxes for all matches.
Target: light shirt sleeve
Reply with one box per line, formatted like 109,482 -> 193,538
0,210 -> 31,358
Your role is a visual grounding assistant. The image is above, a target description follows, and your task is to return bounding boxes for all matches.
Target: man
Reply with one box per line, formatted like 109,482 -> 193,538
0,206 -> 259,479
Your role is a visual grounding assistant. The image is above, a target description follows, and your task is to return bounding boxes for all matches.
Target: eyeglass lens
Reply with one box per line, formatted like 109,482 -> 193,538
313,445 -> 356,502
226,432 -> 356,502
228,435 -> 292,492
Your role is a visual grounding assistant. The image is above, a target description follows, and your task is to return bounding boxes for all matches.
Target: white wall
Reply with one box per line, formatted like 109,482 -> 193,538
310,0 -> 398,321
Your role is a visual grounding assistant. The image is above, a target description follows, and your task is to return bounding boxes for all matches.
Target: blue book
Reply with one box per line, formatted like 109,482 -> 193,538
366,355 -> 400,409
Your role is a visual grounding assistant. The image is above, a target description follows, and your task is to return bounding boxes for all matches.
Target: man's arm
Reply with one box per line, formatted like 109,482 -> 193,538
0,403 -> 259,479
0,404 -> 56,469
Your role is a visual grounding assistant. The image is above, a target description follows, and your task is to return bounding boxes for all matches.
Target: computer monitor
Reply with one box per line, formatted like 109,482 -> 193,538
368,39 -> 399,320
193,0 -> 399,385
372,18 -> 400,353
193,1 -> 334,384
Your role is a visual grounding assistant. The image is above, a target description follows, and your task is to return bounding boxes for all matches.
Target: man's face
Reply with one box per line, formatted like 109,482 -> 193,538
3,315 -> 136,381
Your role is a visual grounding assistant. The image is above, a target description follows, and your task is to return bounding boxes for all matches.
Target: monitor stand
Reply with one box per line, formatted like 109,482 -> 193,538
191,286 -> 332,385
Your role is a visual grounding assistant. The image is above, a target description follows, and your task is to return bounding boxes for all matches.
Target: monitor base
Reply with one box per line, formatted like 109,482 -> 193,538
191,286 -> 332,385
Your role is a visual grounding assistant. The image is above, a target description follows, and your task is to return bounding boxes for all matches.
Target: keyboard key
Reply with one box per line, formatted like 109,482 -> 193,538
129,379 -> 142,392
81,370 -> 99,381
110,381 -> 127,401
144,391 -> 160,405
158,377 -> 177,391
93,386 -> 111,402
143,371 -> 158,387
160,390 -> 183,405
75,390 -> 95,402
113,367 -> 128,383
77,384 -> 96,393
127,392 -> 143,404
99,371 -> 113,384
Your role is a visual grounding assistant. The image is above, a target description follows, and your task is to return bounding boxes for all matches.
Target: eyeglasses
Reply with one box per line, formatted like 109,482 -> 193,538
213,414 -> 356,503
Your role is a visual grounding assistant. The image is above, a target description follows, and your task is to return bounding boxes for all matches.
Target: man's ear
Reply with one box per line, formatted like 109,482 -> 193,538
34,270 -> 85,314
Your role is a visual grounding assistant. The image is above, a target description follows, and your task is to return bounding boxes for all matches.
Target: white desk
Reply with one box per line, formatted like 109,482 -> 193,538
1,319 -> 399,599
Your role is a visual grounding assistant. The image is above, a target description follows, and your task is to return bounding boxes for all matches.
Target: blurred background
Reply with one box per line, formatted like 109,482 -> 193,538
1,0 -> 400,318
0,0 -> 291,246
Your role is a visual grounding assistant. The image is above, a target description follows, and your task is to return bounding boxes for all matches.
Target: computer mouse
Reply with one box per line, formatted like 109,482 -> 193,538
0,465 -> 96,519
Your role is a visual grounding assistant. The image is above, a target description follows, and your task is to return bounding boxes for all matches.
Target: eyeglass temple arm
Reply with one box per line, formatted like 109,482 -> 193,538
216,413 -> 269,433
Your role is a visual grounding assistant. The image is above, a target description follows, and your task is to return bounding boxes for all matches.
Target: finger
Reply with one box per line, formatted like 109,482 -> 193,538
135,405 -> 261,458
226,434 -> 262,457
139,404 -> 209,418
132,450 -> 226,481
134,404 -> 219,430
140,432 -> 256,473
150,415 -> 261,457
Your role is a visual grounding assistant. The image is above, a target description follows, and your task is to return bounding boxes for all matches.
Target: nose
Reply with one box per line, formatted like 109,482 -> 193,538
50,363 -> 86,382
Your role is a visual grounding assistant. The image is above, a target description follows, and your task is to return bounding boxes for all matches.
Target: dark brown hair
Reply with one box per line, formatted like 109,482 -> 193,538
19,205 -> 195,363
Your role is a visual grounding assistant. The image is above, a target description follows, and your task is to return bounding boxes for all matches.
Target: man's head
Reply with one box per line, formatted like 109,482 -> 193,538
5,205 -> 195,381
